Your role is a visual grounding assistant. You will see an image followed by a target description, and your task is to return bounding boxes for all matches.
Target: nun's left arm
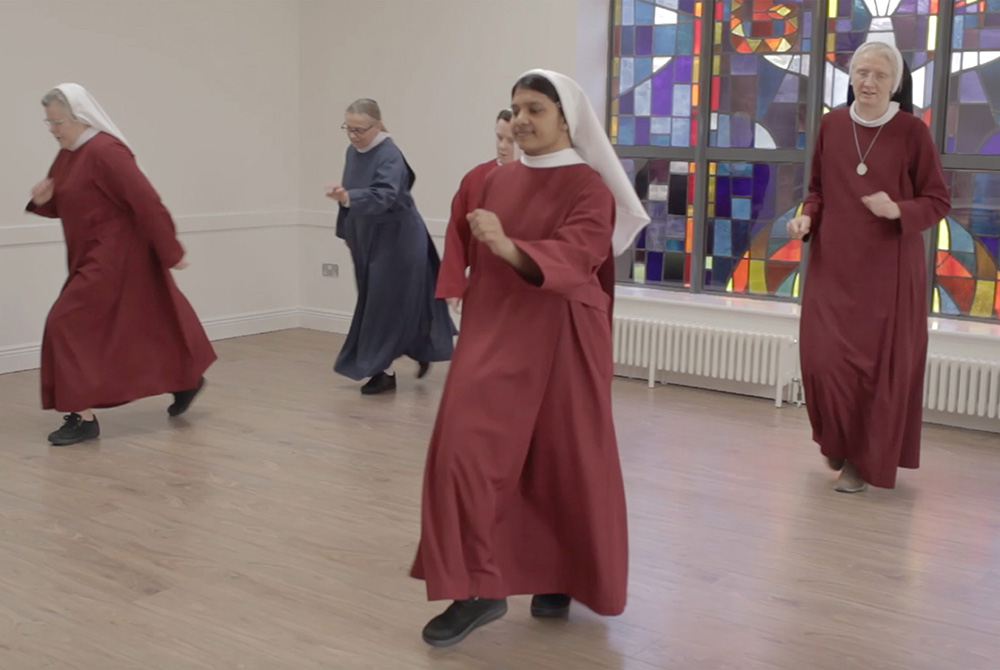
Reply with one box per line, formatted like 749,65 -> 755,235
94,142 -> 185,269
897,123 -> 951,235
509,182 -> 614,295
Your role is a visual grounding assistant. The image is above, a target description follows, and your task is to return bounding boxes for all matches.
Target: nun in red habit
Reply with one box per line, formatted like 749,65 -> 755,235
27,84 -> 215,446
411,69 -> 649,647
787,41 -> 950,492
436,108 -> 518,306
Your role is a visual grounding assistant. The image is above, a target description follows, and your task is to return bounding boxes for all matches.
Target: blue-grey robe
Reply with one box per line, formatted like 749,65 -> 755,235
334,138 -> 455,380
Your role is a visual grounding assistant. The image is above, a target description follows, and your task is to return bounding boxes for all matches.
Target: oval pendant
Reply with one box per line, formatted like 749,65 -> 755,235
857,162 -> 868,176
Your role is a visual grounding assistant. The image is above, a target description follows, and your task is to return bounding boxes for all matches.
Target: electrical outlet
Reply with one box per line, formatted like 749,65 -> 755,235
322,263 -> 339,278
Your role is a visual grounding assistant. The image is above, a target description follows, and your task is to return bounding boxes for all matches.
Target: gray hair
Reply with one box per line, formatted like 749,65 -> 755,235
346,98 -> 382,125
849,41 -> 904,93
41,88 -> 76,118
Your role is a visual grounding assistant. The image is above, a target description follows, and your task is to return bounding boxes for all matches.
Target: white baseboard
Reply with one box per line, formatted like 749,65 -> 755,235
0,343 -> 43,375
298,307 -> 353,334
202,308 -> 302,341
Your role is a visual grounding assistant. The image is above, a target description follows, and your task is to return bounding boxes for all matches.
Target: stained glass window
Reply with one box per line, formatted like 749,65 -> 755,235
823,0 -> 940,126
609,0 -> 1000,321
933,169 -> 1000,319
944,0 -> 1000,154
704,161 -> 803,295
626,159 -> 696,285
710,1 -> 815,149
610,0 -> 702,147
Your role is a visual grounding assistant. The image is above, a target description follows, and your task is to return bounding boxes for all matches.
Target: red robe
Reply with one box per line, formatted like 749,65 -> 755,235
27,132 -> 216,412
438,159 -> 617,320
411,162 -> 628,615
436,160 -> 498,299
800,109 -> 950,488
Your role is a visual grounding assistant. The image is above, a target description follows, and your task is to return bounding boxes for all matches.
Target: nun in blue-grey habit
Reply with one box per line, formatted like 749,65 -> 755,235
325,98 -> 455,395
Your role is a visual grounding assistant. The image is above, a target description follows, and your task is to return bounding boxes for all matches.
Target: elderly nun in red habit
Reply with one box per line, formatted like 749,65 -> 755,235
787,40 -> 950,493
27,83 -> 215,446
411,69 -> 649,647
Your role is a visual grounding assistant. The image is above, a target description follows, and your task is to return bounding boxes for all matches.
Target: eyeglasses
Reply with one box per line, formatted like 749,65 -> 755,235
44,118 -> 69,129
341,123 -> 375,136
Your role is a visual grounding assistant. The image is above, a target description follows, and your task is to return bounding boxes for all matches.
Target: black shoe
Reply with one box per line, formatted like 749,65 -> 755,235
361,372 -> 396,395
417,361 -> 431,379
421,597 -> 507,647
168,377 -> 205,417
48,413 -> 100,446
530,593 -> 571,618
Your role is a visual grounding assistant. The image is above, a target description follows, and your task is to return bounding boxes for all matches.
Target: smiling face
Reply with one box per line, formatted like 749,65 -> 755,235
850,49 -> 896,117
44,102 -> 88,150
510,87 -> 571,157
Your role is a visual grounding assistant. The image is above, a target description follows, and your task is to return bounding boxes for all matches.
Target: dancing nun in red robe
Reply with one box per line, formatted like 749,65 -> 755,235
27,84 -> 215,446
436,109 -> 517,304
412,69 -> 650,647
787,41 -> 950,492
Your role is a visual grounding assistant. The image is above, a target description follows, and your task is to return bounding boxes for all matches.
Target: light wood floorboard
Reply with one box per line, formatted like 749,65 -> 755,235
1,329 -> 997,669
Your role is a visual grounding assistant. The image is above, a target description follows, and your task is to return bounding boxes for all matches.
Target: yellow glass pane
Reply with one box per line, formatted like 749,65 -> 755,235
749,260 -> 767,294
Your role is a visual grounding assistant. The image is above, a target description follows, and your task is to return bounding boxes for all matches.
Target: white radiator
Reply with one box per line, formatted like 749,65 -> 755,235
612,316 -> 798,407
612,315 -> 1000,420
924,355 -> 1000,419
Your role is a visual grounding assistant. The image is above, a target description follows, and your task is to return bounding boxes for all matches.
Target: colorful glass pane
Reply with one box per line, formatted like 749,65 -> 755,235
933,169 -> 1000,319
710,1 -> 815,149
625,159 -> 697,286
704,161 -> 803,296
944,0 -> 1000,154
610,0 -> 702,147
823,0 -> 940,127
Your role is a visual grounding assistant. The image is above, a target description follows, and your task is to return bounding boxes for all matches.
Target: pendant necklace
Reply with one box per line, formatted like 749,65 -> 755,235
852,119 -> 886,176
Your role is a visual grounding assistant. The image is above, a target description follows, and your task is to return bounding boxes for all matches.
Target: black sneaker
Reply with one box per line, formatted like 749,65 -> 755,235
168,377 -> 206,417
361,372 -> 396,395
530,593 -> 571,618
421,597 -> 507,647
417,361 -> 431,379
48,413 -> 100,446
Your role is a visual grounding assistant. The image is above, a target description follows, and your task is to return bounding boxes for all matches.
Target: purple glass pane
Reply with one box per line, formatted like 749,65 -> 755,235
651,65 -> 675,115
960,72 -> 989,103
635,116 -> 651,145
980,129 -> 1000,155
730,116 -> 754,147
983,29 -> 1000,48
619,90 -> 635,115
636,25 -> 653,56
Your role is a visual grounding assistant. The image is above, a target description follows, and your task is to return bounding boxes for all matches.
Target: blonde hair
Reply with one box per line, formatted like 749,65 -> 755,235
41,88 -> 76,118
346,98 -> 385,131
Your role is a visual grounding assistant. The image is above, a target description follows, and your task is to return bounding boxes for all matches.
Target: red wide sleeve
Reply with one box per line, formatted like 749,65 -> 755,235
898,121 -> 951,236
436,172 -> 474,299
512,180 -> 615,297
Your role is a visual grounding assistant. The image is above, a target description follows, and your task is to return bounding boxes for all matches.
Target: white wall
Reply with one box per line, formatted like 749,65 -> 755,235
297,0 -> 600,325
0,0 -> 302,371
2,0 -> 997,435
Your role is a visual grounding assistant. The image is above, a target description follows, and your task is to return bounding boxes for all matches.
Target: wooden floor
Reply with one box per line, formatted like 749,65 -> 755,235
1,329 -> 998,669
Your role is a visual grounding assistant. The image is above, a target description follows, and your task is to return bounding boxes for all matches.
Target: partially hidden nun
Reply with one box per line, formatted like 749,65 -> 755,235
410,70 -> 650,647
27,83 -> 215,447
325,98 -> 455,395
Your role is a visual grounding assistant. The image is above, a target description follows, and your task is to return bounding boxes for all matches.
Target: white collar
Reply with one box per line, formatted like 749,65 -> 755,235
356,131 -> 390,153
70,127 -> 100,151
850,101 -> 900,127
520,147 -> 587,169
